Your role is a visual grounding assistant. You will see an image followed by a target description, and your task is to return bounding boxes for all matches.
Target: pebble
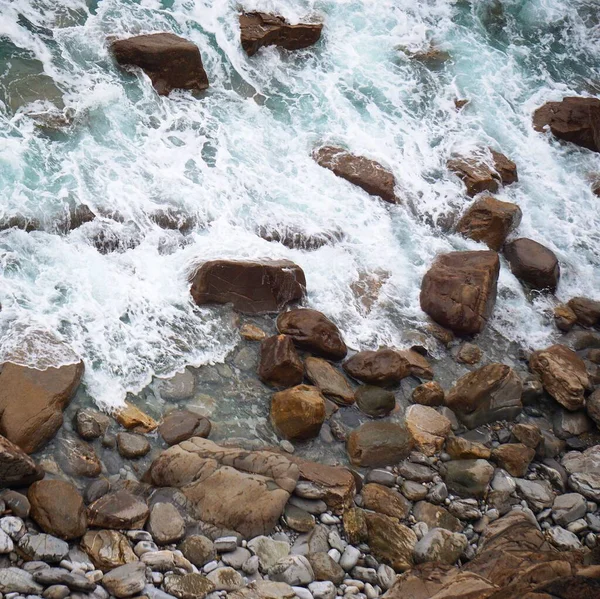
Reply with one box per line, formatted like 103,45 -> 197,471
328,549 -> 341,563
0,517 -> 25,540
364,583 -> 378,599
289,496 -> 328,515
340,546 -> 360,572
222,547 -> 251,569
204,560 -> 219,573
351,567 -> 378,584
293,586 -> 314,599
214,537 -> 238,553
376,565 -> 395,591
328,531 -> 346,553
309,581 -> 336,599
365,470 -> 396,487
320,514 -> 339,525
134,541 -> 158,556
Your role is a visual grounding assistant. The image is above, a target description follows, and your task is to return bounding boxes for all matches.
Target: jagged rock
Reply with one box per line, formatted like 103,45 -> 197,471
190,259 -> 306,315
365,512 -> 417,572
112,33 -> 209,96
361,483 -> 411,520
504,238 -> 560,292
355,385 -> 396,417
445,436 -> 491,460
258,335 -> 304,388
81,530 -> 138,572
114,402 -> 158,432
442,459 -> 494,499
313,146 -> 397,203
555,304 -> 578,331
270,385 -> 326,440
405,405 -> 452,456
87,490 -> 149,530
412,381 -> 445,407
75,408 -> 110,440
343,348 -> 411,387
413,501 -> 462,533
158,410 -> 211,446
511,423 -> 542,448
567,296 -> 600,327
305,357 -> 354,405
0,434 -> 44,487
414,528 -> 468,564
346,421 -> 414,467
420,250 -> 500,336
491,443 -> 535,477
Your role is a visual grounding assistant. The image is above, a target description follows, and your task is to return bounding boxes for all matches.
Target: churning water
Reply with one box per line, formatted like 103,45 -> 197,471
0,0 -> 599,409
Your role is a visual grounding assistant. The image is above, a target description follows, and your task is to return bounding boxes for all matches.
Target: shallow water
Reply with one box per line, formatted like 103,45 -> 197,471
0,0 -> 599,409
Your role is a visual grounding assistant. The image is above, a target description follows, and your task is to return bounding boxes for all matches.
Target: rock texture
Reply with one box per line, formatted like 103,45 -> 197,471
504,238 -> 560,292
346,422 -> 414,467
112,33 -> 209,96
567,296 -> 600,327
343,348 -> 411,387
87,491 -> 149,530
81,530 -> 138,572
0,434 -> 44,487
420,250 -> 500,336
405,405 -> 452,456
305,357 -> 354,405
190,259 -> 306,315
258,335 -> 304,388
270,385 -> 326,440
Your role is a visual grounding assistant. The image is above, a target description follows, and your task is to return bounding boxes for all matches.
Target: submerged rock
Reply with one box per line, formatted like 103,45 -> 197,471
258,335 -> 304,388
114,401 -> 158,433
158,410 -> 211,446
343,348 -> 411,387
504,238 -> 560,292
271,385 -> 326,440
355,385 -> 396,417
346,421 -> 414,467
305,357 -> 354,405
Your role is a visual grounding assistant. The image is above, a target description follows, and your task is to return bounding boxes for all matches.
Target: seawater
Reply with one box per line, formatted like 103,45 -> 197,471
0,0 -> 599,410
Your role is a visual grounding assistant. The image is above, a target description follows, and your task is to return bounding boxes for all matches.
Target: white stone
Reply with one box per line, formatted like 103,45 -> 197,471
0,529 -> 14,554
546,526 -> 582,550
0,517 -> 25,539
327,531 -> 346,553
268,555 -> 314,586
340,546 -> 360,571
327,549 -> 341,563
491,470 -> 516,493
292,586 -> 314,599
376,565 -> 396,591
309,581 -> 336,599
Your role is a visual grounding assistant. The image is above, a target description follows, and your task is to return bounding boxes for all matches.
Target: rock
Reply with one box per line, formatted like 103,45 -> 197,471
515,478 -> 554,510
553,493 -> 587,527
529,344 -> 591,411
206,567 -> 244,591
0,567 -> 44,594
546,526 -> 582,550
445,363 -> 522,428
553,409 -> 592,439
339,544 -> 361,570
309,581 -> 336,599
587,389 -> 600,428
158,369 -> 197,401
222,546 -> 252,569
448,498 -> 480,520
533,96 -> 600,152
163,572 -> 215,599
0,527 -> 13,553
112,33 -> 208,96
277,309 -> 347,361
56,437 -> 102,478
555,304 -> 578,331
405,405 -> 452,456
0,434 -> 44,487
445,436 -> 491,460
512,423 -> 542,449
178,535 -> 216,567
269,555 -> 314,586
247,535 -> 290,571
230,580 -> 296,599
147,502 -> 185,545
305,358 -> 354,405
420,250 -> 500,336
503,238 -> 560,292
346,421 -> 414,467
306,552 -> 344,584
283,504 -> 315,532
569,472 -> 600,501
354,385 -> 396,417
102,562 -> 147,598
361,483 -> 411,520
43,584 -> 71,599
492,443 -> 535,477
19,532 -> 69,562
158,410 -> 211,446
398,460 -> 436,483
412,382 -> 445,407
456,195 -> 522,251
413,501 -> 462,532
81,530 -> 138,572
190,259 -> 306,315
398,349 -> 434,379
87,491 -> 149,530
146,438 -> 299,538
117,432 -> 150,458
114,402 -> 158,433
0,361 -> 84,453
240,324 -> 266,341
456,343 -> 482,365
414,528 -> 468,564
258,335 -> 304,388
33,568 -> 96,592
313,146 -> 397,203
567,296 -> 600,327
365,512 -> 417,572
75,409 -> 110,440
270,385 -> 326,440
240,12 -> 322,56
343,349 -> 411,387
442,459 -> 494,499
28,480 -> 87,540
401,480 -> 428,501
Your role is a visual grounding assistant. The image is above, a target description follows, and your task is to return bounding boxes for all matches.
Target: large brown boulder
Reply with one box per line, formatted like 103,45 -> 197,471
270,384 -> 326,440
0,361 -> 84,454
455,195 -> 522,251
87,491 -> 149,530
343,348 -> 411,386
0,435 -> 44,487
420,250 -> 500,336
112,33 -> 209,96
503,238 -> 560,292
533,97 -> 600,152
365,512 -> 417,572
190,259 -> 306,314
529,344 -> 591,411
313,146 -> 397,203
567,297 -> 600,327
277,309 -> 347,361
347,421 -> 414,467
240,13 -> 323,56
445,364 -> 523,428
145,437 -> 299,538
258,335 -> 304,388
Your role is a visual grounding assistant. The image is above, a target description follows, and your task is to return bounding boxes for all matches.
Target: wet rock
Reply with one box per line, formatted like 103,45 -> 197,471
515,478 -> 554,510
504,238 -> 560,292
102,561 -> 147,598
411,381 -> 444,407
355,385 -> 396,417
555,304 -> 578,331
258,335 -> 304,388
88,491 -> 149,530
19,532 -> 69,562
81,530 -> 138,572
456,195 -> 522,251
158,410 -> 211,446
240,324 -> 267,341
361,483 -> 411,520
414,528 -> 468,564
343,348 -> 411,387
346,421 -> 414,467
178,535 -> 216,568
442,459 -> 494,499
0,434 -> 44,487
529,344 -> 591,411
305,357 -> 354,405
445,435 -> 491,460
448,149 -> 517,197
85,478 -> 110,504
117,432 -> 150,458
158,369 -> 197,401
491,443 -> 535,477
365,512 -> 417,572
240,12 -> 322,56
75,409 -> 110,440
0,361 -> 84,453
112,33 -> 209,96
420,250 -> 500,336
57,437 -> 102,478
115,402 -> 158,433
313,146 -> 397,203
533,96 -> 600,152
398,349 -> 434,379
147,502 -> 185,545
405,405 -> 452,456
269,555 -> 315,586
0,567 -> 44,594
28,480 -> 87,540
270,385 -> 326,440
191,259 -> 306,315
306,552 -> 344,584
445,363 -> 522,428
456,343 -> 482,365
568,296 -> 600,327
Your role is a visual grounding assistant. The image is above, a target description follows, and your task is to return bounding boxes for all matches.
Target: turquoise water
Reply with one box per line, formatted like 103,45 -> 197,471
0,0 -> 599,408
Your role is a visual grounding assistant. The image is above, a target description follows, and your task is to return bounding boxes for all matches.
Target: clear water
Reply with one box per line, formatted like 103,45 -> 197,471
1,0 -> 599,409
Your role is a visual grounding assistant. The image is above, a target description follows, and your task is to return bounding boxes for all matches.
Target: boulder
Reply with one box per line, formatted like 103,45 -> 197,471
405,405 -> 452,456
361,483 -> 411,520
445,363 -> 523,428
412,501 -> 462,533
346,421 -> 414,467
305,357 -> 354,405
456,195 -> 522,251
0,434 -> 44,487
414,528 -> 468,564
365,512 -> 417,572
555,304 -> 578,331
491,443 -> 535,477
420,250 -> 500,336
28,480 -> 87,540
355,385 -> 396,417
159,410 -> 211,446
270,385 -> 326,440
190,259 -> 306,315
240,13 -> 322,57
529,344 -> 591,411
445,436 -> 491,460
343,348 -> 410,387
80,530 -> 138,572
567,296 -> 600,327
87,490 -> 149,530
145,437 -> 299,538
258,335 -> 304,388
442,459 -> 494,499
411,381 -> 445,407
277,309 -> 347,361
489,149 -> 519,185
533,96 -> 600,152
314,146 -> 397,203
179,535 -> 216,568
503,238 -> 560,292
0,361 -> 84,454
102,562 -> 147,599
56,437 -> 102,478
112,33 -> 208,96
147,502 -> 186,545
397,349 -> 434,379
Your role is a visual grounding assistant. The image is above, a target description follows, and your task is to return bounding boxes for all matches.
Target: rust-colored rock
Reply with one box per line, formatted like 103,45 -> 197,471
190,259 -> 306,315
446,436 -> 491,460
554,304 -> 577,332
240,12 -> 323,57
270,385 -> 326,440
0,361 -> 84,454
258,335 -> 304,388
0,435 -> 44,487
412,381 -> 445,406
314,146 -> 397,203
112,33 -> 209,96
504,238 -> 560,292
492,443 -> 535,477
397,349 -> 434,379
405,404 -> 452,456
277,308 -> 347,361
114,402 -> 158,433
489,149 -> 519,185
365,512 -> 417,572
343,348 -> 411,387
533,97 -> 600,152
448,149 -> 517,197
347,421 -> 414,468
305,357 -> 354,405
567,297 -> 600,327
456,195 -> 522,251
362,483 -> 411,520
420,250 -> 500,336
